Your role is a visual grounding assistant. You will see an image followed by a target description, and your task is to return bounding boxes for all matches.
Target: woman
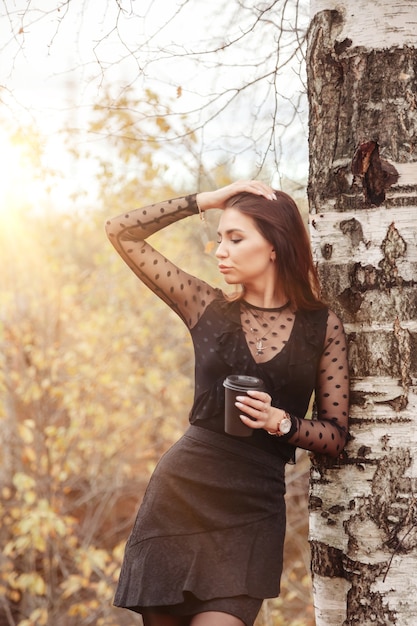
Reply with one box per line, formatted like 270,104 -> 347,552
105,180 -> 349,626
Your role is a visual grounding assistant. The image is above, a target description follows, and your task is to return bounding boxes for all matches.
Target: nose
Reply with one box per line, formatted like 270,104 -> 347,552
215,240 -> 228,259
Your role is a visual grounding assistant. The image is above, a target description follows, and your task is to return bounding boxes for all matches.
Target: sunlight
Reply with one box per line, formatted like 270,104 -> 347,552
0,131 -> 22,209
0,131 -> 41,213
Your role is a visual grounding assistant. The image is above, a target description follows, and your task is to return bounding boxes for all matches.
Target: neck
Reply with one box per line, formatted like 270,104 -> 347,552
242,286 -> 287,309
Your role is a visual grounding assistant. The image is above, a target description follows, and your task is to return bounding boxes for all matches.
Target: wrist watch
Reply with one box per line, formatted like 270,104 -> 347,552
267,411 -> 292,437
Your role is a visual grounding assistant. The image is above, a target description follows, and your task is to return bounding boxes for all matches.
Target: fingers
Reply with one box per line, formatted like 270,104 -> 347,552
235,391 -> 272,429
226,180 -> 276,202
197,180 -> 276,211
240,180 -> 277,201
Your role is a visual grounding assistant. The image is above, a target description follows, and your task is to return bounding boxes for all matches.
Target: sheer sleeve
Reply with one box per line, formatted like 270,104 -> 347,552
290,310 -> 349,458
105,195 -> 217,328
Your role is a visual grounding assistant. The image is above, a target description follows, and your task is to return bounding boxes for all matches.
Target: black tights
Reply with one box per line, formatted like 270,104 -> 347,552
142,610 -> 246,626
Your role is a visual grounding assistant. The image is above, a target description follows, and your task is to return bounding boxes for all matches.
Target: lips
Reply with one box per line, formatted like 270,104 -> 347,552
218,265 -> 233,273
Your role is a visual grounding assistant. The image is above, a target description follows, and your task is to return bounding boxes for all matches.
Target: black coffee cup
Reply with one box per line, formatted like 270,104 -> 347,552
223,375 -> 264,437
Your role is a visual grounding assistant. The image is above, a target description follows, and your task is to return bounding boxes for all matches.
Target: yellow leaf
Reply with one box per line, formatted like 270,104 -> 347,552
15,572 -> 46,595
60,574 -> 84,599
21,446 -> 37,464
12,472 -> 36,492
67,603 -> 89,618
9,590 -> 20,603
17,420 -> 35,444
28,608 -> 48,625
2,486 -> 12,500
23,490 -> 36,505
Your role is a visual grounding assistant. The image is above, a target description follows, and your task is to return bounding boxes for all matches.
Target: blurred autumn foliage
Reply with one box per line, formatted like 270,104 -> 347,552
0,98 -> 314,626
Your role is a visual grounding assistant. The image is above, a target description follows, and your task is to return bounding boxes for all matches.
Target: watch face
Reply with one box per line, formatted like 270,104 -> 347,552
280,417 -> 291,434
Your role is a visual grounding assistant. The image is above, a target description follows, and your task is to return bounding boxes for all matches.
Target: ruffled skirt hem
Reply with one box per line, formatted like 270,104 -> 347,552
114,426 -> 286,610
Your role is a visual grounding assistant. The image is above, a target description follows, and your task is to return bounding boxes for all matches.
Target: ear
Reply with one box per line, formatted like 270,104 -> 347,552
270,249 -> 276,262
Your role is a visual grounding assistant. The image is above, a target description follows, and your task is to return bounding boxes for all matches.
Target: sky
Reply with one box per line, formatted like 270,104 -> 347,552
0,0 -> 310,211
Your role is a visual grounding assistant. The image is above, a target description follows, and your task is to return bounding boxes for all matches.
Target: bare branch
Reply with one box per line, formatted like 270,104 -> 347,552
1,0 -> 309,182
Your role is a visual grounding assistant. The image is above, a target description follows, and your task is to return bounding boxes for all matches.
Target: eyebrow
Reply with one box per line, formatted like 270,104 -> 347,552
216,227 -> 246,236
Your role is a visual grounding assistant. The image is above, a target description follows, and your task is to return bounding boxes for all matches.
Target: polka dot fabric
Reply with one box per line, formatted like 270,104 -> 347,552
106,194 -> 349,458
106,195 -> 217,328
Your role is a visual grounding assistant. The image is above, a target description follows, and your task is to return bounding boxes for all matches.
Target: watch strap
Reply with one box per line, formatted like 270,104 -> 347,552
267,411 -> 293,437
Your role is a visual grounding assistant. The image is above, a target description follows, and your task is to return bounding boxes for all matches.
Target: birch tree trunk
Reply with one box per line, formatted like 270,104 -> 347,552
306,2 -> 417,625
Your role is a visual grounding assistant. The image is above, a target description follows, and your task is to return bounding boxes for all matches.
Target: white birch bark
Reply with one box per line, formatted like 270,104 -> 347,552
307,2 -> 417,625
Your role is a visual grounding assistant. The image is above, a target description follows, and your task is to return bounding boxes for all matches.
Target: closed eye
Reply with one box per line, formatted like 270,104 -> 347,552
216,237 -> 242,244
216,228 -> 245,244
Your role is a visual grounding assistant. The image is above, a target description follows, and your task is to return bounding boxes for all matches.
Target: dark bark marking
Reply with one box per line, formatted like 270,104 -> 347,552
368,450 -> 417,581
385,395 -> 408,412
357,445 -> 372,457
338,287 -> 364,314
310,495 -> 323,511
345,581 -> 397,625
336,220 -> 408,312
321,242 -> 333,259
340,217 -> 366,248
393,316 -> 412,403
334,38 -> 353,55
310,541 -> 345,577
379,222 -> 407,287
352,141 -> 399,206
351,263 -> 379,290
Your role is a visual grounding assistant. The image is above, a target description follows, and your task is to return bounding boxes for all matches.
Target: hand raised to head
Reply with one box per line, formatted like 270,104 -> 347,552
197,180 -> 277,212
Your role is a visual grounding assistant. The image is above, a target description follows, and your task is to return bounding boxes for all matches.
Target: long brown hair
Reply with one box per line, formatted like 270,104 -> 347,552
225,190 -> 324,310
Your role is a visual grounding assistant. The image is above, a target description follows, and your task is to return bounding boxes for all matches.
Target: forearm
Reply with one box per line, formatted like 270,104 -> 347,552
105,193 -> 217,327
263,407 -> 347,458
105,194 -> 198,251
288,414 -> 348,458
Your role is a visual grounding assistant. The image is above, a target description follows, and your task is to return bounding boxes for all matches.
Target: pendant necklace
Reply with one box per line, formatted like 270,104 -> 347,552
243,301 -> 289,356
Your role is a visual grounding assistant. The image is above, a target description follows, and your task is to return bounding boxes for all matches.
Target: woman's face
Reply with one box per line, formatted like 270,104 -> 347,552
215,207 -> 276,288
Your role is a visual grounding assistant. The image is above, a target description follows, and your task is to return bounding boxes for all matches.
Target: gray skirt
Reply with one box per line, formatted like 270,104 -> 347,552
114,425 -> 287,624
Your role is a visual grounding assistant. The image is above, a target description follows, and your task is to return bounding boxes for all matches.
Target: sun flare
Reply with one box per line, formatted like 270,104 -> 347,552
0,131 -> 41,213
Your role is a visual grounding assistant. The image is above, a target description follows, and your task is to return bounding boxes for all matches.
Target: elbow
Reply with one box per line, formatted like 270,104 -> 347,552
329,430 -> 349,459
104,218 -> 123,248
104,218 -> 114,240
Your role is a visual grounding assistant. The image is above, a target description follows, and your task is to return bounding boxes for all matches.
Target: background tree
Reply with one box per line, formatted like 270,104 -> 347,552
307,1 -> 417,624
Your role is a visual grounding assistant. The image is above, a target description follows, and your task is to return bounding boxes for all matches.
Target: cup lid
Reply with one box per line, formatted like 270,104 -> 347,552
223,375 -> 264,391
